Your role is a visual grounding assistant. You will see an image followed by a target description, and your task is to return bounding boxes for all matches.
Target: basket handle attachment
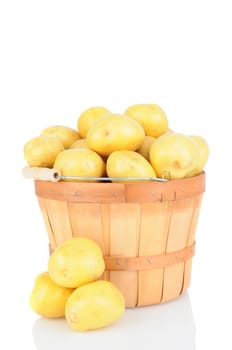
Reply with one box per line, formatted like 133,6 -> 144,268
22,167 -> 61,182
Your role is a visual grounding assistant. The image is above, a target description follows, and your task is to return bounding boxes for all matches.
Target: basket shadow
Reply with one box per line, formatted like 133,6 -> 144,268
32,292 -> 195,350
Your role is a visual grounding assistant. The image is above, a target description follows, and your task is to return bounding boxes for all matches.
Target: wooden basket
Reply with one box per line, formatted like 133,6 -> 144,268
34,172 -> 205,307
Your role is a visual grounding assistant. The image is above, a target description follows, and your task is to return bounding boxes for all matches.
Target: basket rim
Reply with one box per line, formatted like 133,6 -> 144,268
34,172 -> 205,203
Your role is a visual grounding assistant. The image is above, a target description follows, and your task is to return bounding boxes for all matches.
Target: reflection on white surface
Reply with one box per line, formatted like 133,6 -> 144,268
32,292 -> 195,350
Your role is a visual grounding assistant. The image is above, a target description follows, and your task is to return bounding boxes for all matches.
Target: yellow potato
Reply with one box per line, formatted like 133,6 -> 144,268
69,138 -> 89,149
77,106 -> 111,138
86,114 -> 145,156
124,103 -> 169,138
106,150 -> 156,182
29,272 -> 74,318
23,135 -> 64,167
48,237 -> 105,288
150,133 -> 199,179
185,135 -> 209,177
41,125 -> 80,149
53,148 -> 105,181
65,280 -> 125,331
137,135 -> 156,161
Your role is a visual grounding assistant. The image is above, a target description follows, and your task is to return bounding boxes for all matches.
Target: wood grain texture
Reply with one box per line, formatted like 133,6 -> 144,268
67,202 -> 104,250
161,197 -> 196,302
37,197 -> 57,250
44,199 -> 73,247
137,201 -> 172,305
100,204 -> 110,281
108,203 -> 140,307
34,173 -> 206,307
182,194 -> 203,292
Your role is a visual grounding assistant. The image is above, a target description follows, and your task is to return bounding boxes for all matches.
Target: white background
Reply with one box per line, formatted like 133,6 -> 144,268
0,0 -> 231,349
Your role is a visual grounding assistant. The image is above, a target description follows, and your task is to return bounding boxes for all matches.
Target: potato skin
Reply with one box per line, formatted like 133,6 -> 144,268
65,280 -> 125,331
106,150 -> 156,182
86,114 -> 145,156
